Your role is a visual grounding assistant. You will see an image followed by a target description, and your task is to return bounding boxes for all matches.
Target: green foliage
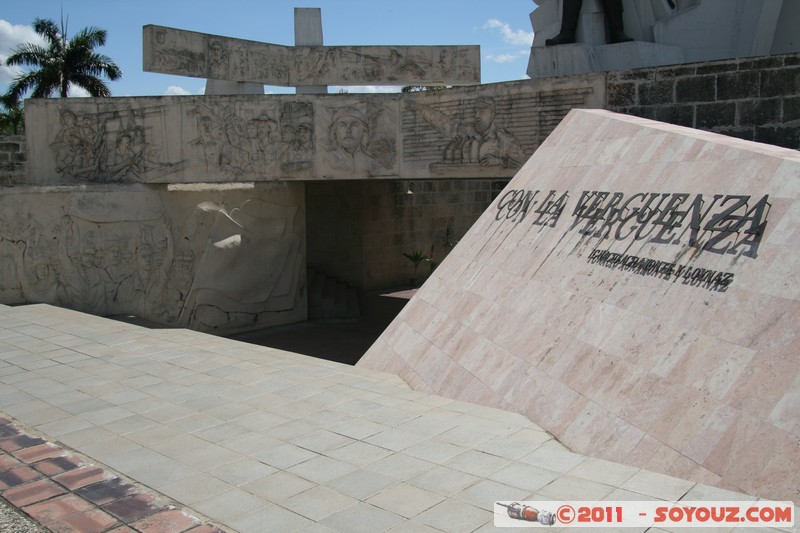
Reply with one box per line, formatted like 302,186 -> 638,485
444,226 -> 459,249
401,85 -> 449,93
425,256 -> 438,273
403,250 -> 430,286
0,96 -> 24,135
3,17 -> 122,100
403,250 -> 428,269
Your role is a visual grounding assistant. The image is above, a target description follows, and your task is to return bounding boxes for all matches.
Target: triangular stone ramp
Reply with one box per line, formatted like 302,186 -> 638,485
359,109 -> 800,502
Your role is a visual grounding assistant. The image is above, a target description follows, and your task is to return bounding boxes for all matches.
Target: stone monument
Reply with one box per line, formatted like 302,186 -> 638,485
528,0 -> 800,78
294,8 -> 327,95
6,8 -> 606,334
23,75 -> 604,184
359,108 -> 800,503
143,25 -> 481,89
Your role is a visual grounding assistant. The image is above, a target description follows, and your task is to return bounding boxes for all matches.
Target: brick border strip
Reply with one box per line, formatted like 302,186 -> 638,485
0,416 -> 228,533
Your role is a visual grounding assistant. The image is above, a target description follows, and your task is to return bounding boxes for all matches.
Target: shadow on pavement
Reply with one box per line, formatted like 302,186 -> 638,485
229,289 -> 415,365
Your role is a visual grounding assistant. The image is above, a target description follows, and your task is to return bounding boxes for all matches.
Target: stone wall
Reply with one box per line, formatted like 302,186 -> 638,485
306,179 -> 505,291
607,52 -> 800,149
5,52 -> 798,329
0,183 -> 306,335
359,109 -> 800,502
23,76 -> 603,185
361,179 -> 506,290
528,0 -> 800,79
0,136 -> 26,185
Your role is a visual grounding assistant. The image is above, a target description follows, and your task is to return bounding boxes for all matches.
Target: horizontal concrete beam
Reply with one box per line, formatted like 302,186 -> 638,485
24,76 -> 606,184
143,25 -> 480,87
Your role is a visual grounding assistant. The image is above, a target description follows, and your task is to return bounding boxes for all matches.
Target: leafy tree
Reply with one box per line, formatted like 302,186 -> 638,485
0,96 -> 24,135
3,17 -> 122,100
401,86 -> 448,93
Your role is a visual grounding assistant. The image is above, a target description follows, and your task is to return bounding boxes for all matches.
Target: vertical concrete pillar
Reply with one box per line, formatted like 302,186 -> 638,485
295,7 -> 328,94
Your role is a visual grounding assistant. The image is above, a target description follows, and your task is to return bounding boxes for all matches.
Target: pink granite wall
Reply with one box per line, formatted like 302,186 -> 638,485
358,109 -> 800,502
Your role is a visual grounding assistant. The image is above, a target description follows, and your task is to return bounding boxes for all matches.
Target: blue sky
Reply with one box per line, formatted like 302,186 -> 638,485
1,1 -> 538,97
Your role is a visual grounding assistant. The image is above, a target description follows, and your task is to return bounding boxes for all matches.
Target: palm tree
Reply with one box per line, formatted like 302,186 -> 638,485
3,17 -> 122,100
0,96 -> 25,135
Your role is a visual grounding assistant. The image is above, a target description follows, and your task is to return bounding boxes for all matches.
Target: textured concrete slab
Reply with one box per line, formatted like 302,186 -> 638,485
359,109 -> 800,502
527,0 -> 800,78
0,184 -> 306,337
0,303 -> 789,531
23,77 -> 604,184
143,25 -> 480,87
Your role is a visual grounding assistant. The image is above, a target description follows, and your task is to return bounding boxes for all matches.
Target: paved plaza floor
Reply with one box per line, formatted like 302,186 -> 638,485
0,303 -> 793,532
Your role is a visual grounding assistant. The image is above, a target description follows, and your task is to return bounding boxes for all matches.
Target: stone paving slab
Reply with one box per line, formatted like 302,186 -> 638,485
0,304 -> 794,532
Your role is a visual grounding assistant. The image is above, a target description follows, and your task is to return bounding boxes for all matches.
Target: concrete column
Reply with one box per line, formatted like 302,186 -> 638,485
295,7 -> 328,94
204,79 -> 264,95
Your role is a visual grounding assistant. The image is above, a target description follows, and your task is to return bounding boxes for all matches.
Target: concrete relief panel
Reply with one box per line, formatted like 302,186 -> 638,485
0,184 -> 306,335
26,95 -> 402,183
144,25 -> 291,84
186,100 -> 316,180
183,195 -> 304,332
401,76 -> 605,178
145,25 -> 207,79
144,25 -> 480,86
318,99 -> 399,178
26,99 -> 186,184
24,77 -> 604,183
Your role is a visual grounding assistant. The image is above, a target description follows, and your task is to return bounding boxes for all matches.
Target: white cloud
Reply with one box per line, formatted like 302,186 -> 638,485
165,85 -> 193,96
0,19 -> 47,86
483,19 -> 534,46
0,19 -> 45,55
485,53 -> 518,64
68,86 -> 91,97
486,50 -> 531,64
330,85 -> 403,94
0,61 -> 22,85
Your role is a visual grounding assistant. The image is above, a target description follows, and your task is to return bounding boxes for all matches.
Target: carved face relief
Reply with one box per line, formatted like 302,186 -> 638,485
61,111 -> 77,128
80,244 -> 96,269
177,251 -> 194,272
209,40 -> 227,69
474,103 -> 495,135
256,119 -> 277,141
335,116 -> 366,153
297,124 -> 312,145
138,245 -> 153,272
34,261 -> 50,281
105,242 -> 121,266
246,121 -> 258,139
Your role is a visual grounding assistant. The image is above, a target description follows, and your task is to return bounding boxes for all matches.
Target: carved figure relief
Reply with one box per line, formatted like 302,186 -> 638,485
150,28 -> 206,77
294,47 -> 435,85
24,246 -> 60,303
404,96 -> 526,171
208,39 -> 229,78
280,102 -> 314,173
50,108 -> 184,183
0,190 -> 304,334
184,198 -> 303,332
144,26 -> 480,87
321,103 -> 396,177
0,214 -> 33,302
188,101 -> 315,179
0,203 -> 182,319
